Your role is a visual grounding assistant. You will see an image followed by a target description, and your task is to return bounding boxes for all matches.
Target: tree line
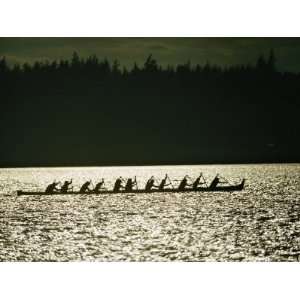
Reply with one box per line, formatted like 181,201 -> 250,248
0,50 -> 299,166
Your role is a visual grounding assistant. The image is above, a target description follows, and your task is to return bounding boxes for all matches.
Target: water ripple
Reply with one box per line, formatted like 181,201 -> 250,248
0,164 -> 299,261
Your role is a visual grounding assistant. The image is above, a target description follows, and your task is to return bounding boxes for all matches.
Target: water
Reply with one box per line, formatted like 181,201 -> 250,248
0,164 -> 299,261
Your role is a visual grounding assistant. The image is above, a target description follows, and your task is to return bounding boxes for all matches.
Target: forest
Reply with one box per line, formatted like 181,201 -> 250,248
0,50 -> 299,166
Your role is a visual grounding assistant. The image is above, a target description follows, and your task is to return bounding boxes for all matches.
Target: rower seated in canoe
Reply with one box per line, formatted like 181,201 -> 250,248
45,181 -> 60,194
177,174 -> 207,191
124,176 -> 138,192
156,174 -> 172,191
191,175 -> 203,190
177,175 -> 190,191
191,173 -> 208,190
80,180 -> 92,193
209,175 -> 220,189
93,179 -> 105,192
60,179 -> 73,193
177,175 -> 198,191
113,176 -> 125,192
145,176 -> 155,192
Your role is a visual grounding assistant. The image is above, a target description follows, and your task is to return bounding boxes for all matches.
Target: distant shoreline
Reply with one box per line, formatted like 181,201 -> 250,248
1,161 -> 299,169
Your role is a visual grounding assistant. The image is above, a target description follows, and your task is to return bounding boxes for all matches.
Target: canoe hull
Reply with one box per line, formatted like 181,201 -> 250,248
17,180 -> 245,196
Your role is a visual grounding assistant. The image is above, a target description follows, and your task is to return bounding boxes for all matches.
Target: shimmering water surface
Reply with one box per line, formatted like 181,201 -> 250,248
0,164 -> 299,261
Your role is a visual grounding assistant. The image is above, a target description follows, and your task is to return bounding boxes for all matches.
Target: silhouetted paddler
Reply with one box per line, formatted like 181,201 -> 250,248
113,177 -> 124,192
125,177 -> 137,192
45,181 -> 60,193
158,174 -> 171,191
94,179 -> 105,192
145,176 -> 155,192
80,180 -> 92,193
209,175 -> 220,189
61,179 -> 72,193
178,176 -> 189,191
192,176 -> 201,190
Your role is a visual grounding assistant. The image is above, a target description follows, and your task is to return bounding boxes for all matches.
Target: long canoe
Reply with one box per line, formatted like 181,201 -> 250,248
17,179 -> 245,196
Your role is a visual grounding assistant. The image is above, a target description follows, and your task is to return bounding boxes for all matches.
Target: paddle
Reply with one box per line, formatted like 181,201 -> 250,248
89,179 -> 95,191
218,175 -> 230,185
166,174 -> 175,189
90,180 -> 95,190
134,176 -> 139,190
69,178 -> 74,191
199,173 -> 208,187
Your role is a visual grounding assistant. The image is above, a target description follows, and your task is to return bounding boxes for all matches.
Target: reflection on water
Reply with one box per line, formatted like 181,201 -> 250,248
0,164 -> 299,261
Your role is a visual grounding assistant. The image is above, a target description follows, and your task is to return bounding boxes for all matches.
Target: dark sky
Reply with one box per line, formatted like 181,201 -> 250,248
1,37 -> 300,72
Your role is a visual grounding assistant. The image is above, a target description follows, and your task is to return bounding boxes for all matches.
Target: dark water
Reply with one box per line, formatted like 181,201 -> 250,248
0,164 -> 299,261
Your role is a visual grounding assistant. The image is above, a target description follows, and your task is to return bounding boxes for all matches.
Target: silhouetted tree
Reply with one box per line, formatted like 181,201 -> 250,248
112,59 -> 121,78
22,62 -> 31,73
0,56 -> 8,73
71,51 -> 80,68
0,49 -> 299,167
132,62 -> 140,74
144,54 -> 158,72
267,49 -> 276,72
256,54 -> 267,71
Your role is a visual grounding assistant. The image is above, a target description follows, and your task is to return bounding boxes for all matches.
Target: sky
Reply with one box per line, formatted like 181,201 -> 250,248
1,37 -> 300,72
